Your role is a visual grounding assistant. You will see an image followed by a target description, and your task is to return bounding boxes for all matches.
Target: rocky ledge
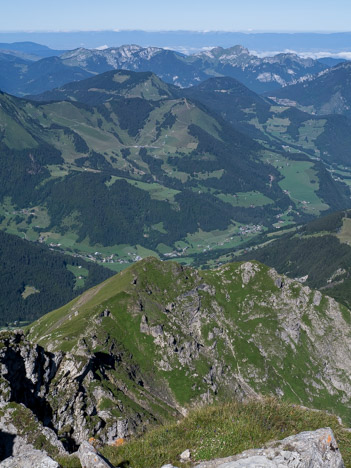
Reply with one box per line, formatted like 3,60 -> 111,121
163,428 -> 344,468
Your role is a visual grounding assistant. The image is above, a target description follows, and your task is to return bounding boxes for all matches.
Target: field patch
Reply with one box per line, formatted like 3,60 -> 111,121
265,153 -> 329,215
216,191 -> 274,207
107,176 -> 180,204
336,217 -> 351,246
67,265 -> 89,289
21,285 -> 40,299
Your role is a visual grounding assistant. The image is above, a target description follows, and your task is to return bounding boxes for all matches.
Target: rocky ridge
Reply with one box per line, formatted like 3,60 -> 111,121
58,44 -> 327,91
1,43 -> 328,97
2,258 -> 351,457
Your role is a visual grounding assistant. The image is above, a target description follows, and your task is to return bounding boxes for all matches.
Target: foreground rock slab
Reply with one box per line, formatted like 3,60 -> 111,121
77,441 -> 114,468
162,428 -> 345,468
0,447 -> 59,468
194,428 -> 344,467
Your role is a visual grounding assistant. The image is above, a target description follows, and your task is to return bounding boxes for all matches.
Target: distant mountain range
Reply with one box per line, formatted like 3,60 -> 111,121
269,61 -> 351,118
0,43 -> 330,96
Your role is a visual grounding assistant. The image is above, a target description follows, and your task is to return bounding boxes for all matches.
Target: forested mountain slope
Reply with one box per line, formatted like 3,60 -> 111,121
1,70 -> 351,275
0,230 -> 112,326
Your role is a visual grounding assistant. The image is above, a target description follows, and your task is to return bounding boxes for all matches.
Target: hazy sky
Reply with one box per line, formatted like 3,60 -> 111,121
1,0 -> 351,32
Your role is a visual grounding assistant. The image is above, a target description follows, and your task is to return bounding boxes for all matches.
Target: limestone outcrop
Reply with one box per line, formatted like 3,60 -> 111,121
162,428 -> 344,468
0,446 -> 59,468
77,441 -> 114,467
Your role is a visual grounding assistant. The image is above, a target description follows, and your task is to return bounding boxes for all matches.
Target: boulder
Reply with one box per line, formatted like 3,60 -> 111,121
77,441 -> 114,468
180,449 -> 191,461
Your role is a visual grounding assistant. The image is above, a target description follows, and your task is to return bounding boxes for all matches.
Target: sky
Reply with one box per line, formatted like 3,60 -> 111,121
1,0 -> 351,32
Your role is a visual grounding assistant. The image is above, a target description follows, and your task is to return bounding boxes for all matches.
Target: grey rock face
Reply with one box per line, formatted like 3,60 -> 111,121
0,447 -> 59,468
0,403 -> 66,466
194,428 -> 344,468
0,330 -> 144,447
0,330 -> 62,409
77,441 -> 114,468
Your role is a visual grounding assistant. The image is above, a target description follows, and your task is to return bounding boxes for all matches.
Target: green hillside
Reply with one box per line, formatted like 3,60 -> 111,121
1,70 -> 351,288
0,78 -> 294,271
30,69 -> 177,104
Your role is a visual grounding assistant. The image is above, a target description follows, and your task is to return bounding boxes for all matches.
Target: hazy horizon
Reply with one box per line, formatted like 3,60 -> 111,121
1,30 -> 351,56
2,29 -> 351,34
